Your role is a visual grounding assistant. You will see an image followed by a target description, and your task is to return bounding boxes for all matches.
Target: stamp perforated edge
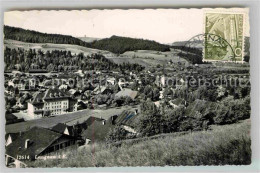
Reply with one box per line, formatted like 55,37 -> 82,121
202,8 -> 249,63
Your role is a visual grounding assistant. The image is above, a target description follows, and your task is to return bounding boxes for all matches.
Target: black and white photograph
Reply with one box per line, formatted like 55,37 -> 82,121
3,8 -> 252,168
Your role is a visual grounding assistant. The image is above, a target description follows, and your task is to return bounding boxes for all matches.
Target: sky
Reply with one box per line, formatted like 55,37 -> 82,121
4,9 -> 249,44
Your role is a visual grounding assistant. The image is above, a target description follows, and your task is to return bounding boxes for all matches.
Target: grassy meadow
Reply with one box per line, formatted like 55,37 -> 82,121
110,49 -> 187,68
4,39 -> 111,57
4,39 -> 187,68
29,119 -> 251,167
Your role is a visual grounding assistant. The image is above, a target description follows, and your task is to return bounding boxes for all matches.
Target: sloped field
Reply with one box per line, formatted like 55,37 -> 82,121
30,119 -> 251,167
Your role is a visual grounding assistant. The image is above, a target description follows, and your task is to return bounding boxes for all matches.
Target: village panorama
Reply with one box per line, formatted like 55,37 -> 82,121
4,9 -> 251,168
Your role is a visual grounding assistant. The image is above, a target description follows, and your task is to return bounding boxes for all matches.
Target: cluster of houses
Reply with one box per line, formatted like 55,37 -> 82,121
4,63 -> 249,120
4,61 -> 250,167
4,69 -> 141,119
5,107 -> 139,168
4,69 -> 143,167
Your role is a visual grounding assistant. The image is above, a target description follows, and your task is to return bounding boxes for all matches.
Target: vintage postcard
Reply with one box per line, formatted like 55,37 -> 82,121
4,8 -> 250,168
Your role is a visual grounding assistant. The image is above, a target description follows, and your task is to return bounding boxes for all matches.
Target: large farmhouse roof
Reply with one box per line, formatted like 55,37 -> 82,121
44,88 -> 70,100
30,88 -> 70,104
5,126 -> 63,160
115,89 -> 138,100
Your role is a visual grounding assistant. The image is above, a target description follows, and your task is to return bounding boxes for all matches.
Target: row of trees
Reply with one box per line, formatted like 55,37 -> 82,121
91,35 -> 170,54
136,96 -> 250,137
4,47 -> 144,72
4,25 -> 90,47
107,94 -> 250,141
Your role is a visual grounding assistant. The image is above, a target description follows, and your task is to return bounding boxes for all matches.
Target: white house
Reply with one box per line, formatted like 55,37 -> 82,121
27,88 -> 77,119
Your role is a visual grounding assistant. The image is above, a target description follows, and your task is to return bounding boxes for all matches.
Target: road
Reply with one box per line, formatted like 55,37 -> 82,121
6,106 -> 139,134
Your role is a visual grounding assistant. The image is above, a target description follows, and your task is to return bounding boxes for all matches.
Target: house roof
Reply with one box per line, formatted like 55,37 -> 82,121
5,133 -> 21,142
81,117 -> 114,141
115,89 -> 138,100
170,98 -> 185,106
30,91 -> 45,105
44,88 -> 70,100
6,126 -> 63,160
5,113 -> 18,121
30,88 -> 70,104
114,110 -> 138,127
84,116 -> 105,127
69,89 -> 77,95
94,86 -> 111,94
51,123 -> 74,136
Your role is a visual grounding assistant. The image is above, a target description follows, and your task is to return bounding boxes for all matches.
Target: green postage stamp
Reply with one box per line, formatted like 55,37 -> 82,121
204,9 -> 248,62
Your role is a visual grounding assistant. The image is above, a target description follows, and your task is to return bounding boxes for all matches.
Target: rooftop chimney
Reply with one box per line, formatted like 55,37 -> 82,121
25,139 -> 30,149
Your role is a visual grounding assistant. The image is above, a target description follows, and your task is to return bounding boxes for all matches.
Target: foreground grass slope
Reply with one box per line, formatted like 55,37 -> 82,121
30,119 -> 251,167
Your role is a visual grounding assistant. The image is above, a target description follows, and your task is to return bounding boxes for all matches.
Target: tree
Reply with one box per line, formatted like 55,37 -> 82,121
152,88 -> 160,101
106,125 -> 129,143
161,106 -> 185,133
136,100 -> 163,136
241,87 -> 250,98
143,85 -> 153,99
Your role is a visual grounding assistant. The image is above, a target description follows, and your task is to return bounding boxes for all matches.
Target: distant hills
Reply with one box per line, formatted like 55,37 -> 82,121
172,40 -> 203,49
4,25 -> 91,47
90,35 -> 170,54
4,25 -> 170,54
171,41 -> 189,47
171,36 -> 250,63
171,36 -> 250,55
77,37 -> 101,43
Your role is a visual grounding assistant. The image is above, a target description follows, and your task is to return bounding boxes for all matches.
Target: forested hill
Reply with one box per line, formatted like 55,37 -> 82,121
4,25 -> 170,54
4,25 -> 91,47
91,35 -> 170,54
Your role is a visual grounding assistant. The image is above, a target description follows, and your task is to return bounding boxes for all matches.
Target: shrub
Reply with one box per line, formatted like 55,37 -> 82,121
106,125 -> 129,143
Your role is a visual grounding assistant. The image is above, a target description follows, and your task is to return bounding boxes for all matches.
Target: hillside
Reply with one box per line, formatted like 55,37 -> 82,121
4,39 -> 187,68
29,119 -> 251,167
171,36 -> 250,63
91,35 -> 170,54
110,49 -> 187,68
4,26 -> 170,54
4,25 -> 91,47
171,36 -> 250,52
